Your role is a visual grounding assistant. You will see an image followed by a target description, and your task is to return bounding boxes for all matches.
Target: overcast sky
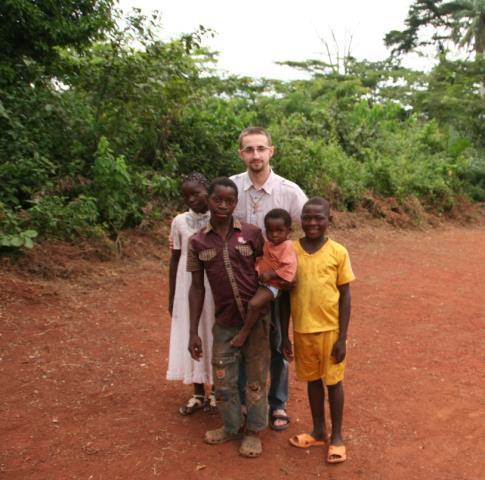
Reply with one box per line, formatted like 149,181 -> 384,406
117,0 -> 430,79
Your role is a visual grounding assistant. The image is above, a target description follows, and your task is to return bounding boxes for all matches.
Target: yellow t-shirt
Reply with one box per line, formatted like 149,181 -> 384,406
291,238 -> 355,333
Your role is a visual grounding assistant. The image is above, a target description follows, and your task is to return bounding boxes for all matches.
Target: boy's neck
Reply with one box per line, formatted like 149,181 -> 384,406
193,207 -> 208,214
269,240 -> 287,247
300,235 -> 328,254
248,168 -> 271,189
210,215 -> 233,238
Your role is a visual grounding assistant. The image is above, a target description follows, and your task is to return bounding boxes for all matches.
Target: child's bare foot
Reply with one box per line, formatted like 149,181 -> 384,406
230,331 -> 248,347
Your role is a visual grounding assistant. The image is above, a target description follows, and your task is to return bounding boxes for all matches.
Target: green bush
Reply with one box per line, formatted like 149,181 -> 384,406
0,202 -> 38,250
1,6 -> 483,246
28,195 -> 99,239
92,137 -> 140,234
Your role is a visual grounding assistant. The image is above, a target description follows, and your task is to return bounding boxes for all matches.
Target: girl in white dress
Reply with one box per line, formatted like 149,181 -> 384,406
167,173 -> 215,415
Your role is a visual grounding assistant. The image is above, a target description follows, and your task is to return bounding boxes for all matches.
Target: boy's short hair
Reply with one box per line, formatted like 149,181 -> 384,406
264,208 -> 292,228
303,197 -> 331,214
208,177 -> 238,197
238,127 -> 272,148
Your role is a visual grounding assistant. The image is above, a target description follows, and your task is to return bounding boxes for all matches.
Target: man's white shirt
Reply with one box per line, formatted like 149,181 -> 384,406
230,170 -> 308,234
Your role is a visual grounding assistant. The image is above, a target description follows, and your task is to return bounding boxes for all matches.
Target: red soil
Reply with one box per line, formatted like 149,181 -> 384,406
1,224 -> 484,479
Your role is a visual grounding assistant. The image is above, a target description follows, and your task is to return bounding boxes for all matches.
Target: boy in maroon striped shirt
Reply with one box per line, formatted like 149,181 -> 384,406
187,177 -> 270,458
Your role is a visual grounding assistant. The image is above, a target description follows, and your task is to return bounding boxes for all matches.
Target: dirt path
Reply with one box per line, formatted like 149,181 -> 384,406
1,225 -> 484,480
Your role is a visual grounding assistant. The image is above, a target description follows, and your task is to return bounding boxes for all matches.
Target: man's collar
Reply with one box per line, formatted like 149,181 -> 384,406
243,169 -> 274,194
203,217 -> 242,233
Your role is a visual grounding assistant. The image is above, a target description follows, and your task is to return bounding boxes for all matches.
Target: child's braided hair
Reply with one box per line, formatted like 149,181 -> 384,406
181,172 -> 210,190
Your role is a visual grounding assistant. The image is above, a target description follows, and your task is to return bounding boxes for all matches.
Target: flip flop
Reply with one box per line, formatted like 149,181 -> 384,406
239,433 -> 262,458
179,395 -> 205,416
327,444 -> 347,464
289,433 -> 326,448
269,410 -> 290,431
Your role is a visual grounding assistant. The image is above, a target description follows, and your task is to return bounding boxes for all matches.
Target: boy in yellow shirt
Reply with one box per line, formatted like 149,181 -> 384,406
282,197 -> 355,464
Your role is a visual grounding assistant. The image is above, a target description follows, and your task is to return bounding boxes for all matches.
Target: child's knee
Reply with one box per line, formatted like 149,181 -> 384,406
327,380 -> 343,391
248,297 -> 264,311
245,381 -> 264,405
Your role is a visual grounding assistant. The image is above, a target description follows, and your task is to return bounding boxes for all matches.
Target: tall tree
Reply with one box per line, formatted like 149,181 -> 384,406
0,0 -> 115,80
384,0 -> 485,57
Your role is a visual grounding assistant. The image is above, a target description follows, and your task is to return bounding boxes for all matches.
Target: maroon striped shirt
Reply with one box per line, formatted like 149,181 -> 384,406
187,218 -> 264,327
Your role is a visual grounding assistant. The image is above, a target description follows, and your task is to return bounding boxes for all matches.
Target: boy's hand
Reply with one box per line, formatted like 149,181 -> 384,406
282,337 -> 294,362
188,334 -> 203,360
331,338 -> 347,363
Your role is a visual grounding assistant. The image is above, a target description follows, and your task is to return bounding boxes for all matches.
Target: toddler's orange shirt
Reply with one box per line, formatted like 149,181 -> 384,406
256,240 -> 297,288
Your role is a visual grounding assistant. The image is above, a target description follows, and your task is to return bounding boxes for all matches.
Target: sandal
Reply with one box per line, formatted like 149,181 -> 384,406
178,394 -> 205,416
327,444 -> 347,464
269,409 -> 290,431
204,427 -> 242,445
239,433 -> 262,458
289,433 -> 326,448
204,393 -> 218,414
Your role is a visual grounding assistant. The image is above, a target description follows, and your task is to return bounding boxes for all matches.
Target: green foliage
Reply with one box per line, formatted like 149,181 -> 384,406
0,4 -> 483,250
58,14 -> 210,170
133,171 -> 179,202
28,195 -> 99,239
384,0 -> 485,57
274,137 -> 366,210
92,137 -> 139,234
412,56 -> 485,147
459,148 -> 485,200
0,229 -> 37,249
0,0 -> 115,82
168,96 -> 255,178
0,202 -> 38,250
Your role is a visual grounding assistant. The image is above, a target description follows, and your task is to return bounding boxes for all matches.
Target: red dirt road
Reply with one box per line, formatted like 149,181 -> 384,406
1,225 -> 484,479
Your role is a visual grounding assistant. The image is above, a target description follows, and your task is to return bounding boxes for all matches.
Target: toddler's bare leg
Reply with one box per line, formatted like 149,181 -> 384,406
231,287 -> 273,347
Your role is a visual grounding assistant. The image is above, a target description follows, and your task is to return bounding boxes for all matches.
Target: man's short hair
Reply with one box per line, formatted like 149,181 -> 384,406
264,208 -> 292,228
208,177 -> 238,197
303,197 -> 330,214
238,127 -> 272,148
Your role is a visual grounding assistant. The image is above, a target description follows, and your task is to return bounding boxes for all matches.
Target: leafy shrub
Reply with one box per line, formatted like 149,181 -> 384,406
133,170 -> 178,201
92,137 -> 140,235
1,7 -> 483,243
28,195 -> 99,239
275,137 -> 363,209
0,202 -> 38,250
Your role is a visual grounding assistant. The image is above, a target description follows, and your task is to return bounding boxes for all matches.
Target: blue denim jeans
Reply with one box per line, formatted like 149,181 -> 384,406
212,312 -> 270,434
268,293 -> 288,411
267,296 -> 289,411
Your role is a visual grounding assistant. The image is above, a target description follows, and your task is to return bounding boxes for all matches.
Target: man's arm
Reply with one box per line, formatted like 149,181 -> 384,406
188,269 -> 205,360
168,249 -> 181,316
332,283 -> 351,363
287,185 -> 308,226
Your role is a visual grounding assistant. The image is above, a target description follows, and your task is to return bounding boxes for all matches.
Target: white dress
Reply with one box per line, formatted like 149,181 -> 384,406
166,210 -> 215,384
